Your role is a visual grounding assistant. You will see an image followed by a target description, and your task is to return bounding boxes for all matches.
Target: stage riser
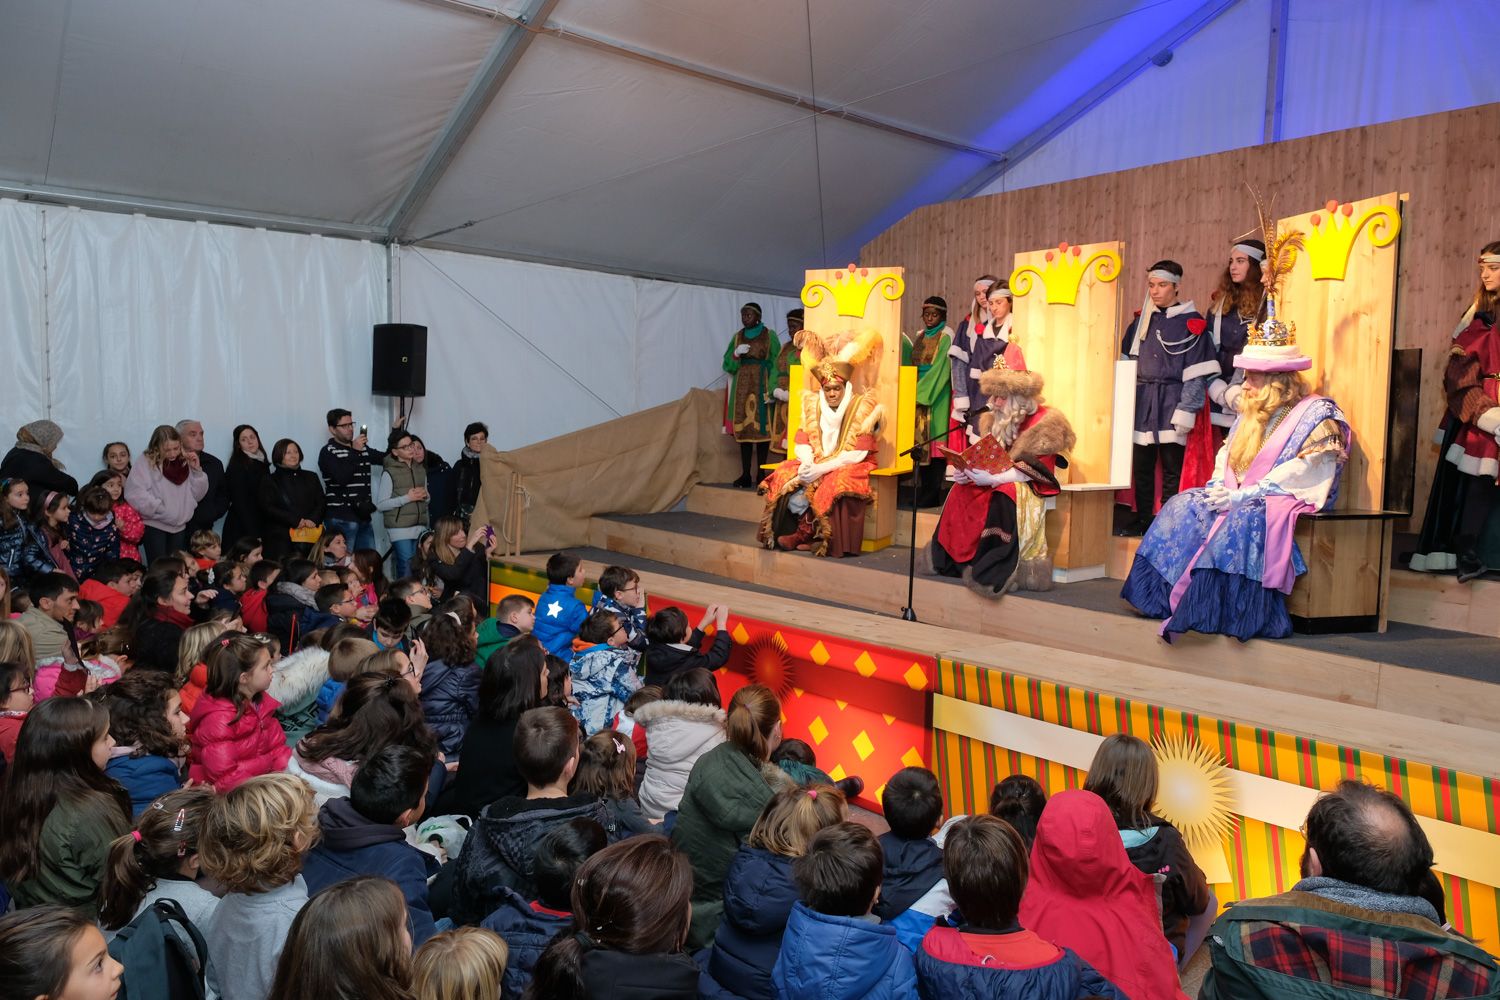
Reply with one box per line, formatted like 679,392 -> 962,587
585,515 -> 1500,734
688,484 -> 941,548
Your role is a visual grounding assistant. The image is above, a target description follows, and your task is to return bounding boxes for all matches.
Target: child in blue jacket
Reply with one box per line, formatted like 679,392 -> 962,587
873,767 -> 954,952
569,609 -> 641,735
773,822 -> 918,1000
532,551 -> 588,659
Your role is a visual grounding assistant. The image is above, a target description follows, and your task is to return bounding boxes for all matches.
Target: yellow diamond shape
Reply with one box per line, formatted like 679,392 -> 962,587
835,699 -> 848,711
809,641 -> 830,666
904,663 -> 929,690
901,747 -> 924,768
731,623 -> 750,644
882,713 -> 896,726
852,730 -> 874,761
792,686 -> 805,698
874,783 -> 886,805
854,651 -> 877,678
828,764 -> 847,782
808,716 -> 828,745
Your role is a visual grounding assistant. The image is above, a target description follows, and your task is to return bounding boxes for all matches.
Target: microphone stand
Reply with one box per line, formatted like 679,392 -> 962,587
898,428 -> 954,622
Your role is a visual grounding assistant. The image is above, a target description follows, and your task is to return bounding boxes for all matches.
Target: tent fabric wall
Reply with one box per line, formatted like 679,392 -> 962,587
977,0 -> 1500,198
2,202 -> 386,479
393,245 -> 799,457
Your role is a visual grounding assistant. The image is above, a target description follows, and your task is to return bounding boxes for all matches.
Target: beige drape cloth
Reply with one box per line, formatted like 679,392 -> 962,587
473,388 -> 741,552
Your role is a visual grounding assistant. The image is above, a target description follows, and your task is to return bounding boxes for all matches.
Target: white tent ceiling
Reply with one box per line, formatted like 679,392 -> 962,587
1,0 -> 1241,292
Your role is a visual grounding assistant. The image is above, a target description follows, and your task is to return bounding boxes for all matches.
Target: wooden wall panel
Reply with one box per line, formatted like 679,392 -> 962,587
862,103 -> 1500,529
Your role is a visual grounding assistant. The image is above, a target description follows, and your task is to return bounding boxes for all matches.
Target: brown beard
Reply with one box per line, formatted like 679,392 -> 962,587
1229,373 -> 1307,475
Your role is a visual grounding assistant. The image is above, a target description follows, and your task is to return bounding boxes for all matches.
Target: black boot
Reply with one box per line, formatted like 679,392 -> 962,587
733,442 -> 754,488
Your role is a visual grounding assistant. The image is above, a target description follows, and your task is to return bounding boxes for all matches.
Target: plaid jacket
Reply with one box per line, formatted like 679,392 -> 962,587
1201,890 -> 1500,1000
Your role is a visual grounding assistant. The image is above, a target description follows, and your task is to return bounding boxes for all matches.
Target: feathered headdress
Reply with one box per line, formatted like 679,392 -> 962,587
1234,186 -> 1312,372
796,327 -> 883,387
1246,185 -> 1306,303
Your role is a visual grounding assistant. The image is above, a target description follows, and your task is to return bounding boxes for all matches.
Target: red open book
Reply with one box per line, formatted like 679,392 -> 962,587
939,435 -> 1014,475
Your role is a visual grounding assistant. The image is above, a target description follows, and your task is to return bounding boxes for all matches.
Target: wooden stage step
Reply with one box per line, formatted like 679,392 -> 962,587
507,546 -> 1500,781
580,510 -> 1500,736
689,483 -> 943,549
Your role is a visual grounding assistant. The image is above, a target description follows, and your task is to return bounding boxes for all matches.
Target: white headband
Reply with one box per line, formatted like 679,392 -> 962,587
1233,243 -> 1266,262
1147,268 -> 1181,284
1481,254 -> 1500,265
988,288 -> 1013,300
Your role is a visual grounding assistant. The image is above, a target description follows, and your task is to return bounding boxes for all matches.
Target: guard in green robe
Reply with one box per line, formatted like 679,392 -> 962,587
901,295 -> 954,506
723,301 -> 780,487
770,308 -> 803,455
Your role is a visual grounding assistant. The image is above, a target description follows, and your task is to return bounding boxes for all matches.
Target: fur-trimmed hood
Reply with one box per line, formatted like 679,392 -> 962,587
978,366 -> 1043,400
632,698 -> 726,728
1011,408 -> 1076,464
268,646 -> 330,713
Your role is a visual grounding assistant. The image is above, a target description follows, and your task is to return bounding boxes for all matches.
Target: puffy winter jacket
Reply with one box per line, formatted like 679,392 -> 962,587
772,902 -> 918,1000
419,658 -> 481,756
0,518 -> 56,584
66,509 -> 119,582
105,752 -> 184,817
531,583 -> 588,659
268,646 -> 330,746
0,446 -> 79,498
78,579 -> 129,628
568,643 -> 641,735
285,752 -> 356,807
672,743 -> 794,948
6,792 -> 128,919
642,627 -> 733,688
874,833 -> 952,954
1120,817 -> 1210,957
475,619 -> 522,665
703,846 -> 800,1000
914,923 -> 1128,1000
479,887 -> 573,997
302,797 -> 440,946
448,793 -> 619,926
186,692 -> 291,792
634,699 -> 726,821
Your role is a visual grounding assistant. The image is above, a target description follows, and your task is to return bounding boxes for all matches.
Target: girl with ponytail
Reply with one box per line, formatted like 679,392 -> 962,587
669,684 -> 796,948
98,786 -> 218,942
524,835 -> 698,1000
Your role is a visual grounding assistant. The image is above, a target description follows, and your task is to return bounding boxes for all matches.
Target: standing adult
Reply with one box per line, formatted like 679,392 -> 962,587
451,422 -> 487,525
410,435 -> 453,526
903,295 -> 955,506
722,303 -> 780,489
376,429 -> 429,579
124,425 -> 209,562
223,424 -> 271,548
258,439 -> 326,562
179,419 -> 229,537
1412,240 -> 1500,578
0,421 -> 80,498
769,309 -> 804,458
946,275 -> 999,454
319,408 -> 382,552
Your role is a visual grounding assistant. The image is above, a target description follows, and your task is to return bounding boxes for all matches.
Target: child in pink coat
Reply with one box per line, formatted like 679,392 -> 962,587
187,632 -> 291,792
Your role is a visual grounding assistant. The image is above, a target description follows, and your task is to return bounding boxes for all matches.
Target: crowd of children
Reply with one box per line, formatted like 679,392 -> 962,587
0,425 -> 1247,1000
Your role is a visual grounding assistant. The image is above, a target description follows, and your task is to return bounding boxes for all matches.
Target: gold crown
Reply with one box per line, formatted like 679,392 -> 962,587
801,264 -> 905,319
1246,298 -> 1297,347
813,359 -> 853,386
1304,199 -> 1400,282
1009,242 -> 1121,306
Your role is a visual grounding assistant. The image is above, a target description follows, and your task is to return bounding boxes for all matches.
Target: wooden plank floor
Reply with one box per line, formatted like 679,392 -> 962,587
507,549 -> 1500,781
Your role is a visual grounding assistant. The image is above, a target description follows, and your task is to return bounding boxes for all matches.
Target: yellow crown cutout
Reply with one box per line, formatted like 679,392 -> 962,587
1009,242 -> 1121,306
801,264 -> 905,319
1304,199 -> 1401,282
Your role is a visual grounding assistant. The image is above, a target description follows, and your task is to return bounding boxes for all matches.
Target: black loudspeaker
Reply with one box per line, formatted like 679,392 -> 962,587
372,323 -> 427,397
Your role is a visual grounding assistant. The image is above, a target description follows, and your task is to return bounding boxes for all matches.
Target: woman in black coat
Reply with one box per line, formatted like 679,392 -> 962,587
0,420 -> 80,498
222,424 -> 271,548
258,438 -> 326,561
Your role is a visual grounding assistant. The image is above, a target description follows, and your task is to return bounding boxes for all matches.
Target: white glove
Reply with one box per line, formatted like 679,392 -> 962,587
952,406 -> 968,423
1477,407 -> 1500,447
797,462 -> 823,483
1223,384 -> 1244,413
966,469 -> 1000,487
772,388 -> 788,402
1206,483 -> 1232,512
734,344 -> 751,357
951,468 -> 972,485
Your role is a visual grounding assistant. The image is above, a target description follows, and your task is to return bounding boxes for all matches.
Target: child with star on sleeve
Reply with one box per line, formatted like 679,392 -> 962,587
532,551 -> 590,660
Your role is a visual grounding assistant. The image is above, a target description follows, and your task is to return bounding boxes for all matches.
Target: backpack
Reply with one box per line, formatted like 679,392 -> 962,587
107,897 -> 210,1000
1200,900 -> 1500,1000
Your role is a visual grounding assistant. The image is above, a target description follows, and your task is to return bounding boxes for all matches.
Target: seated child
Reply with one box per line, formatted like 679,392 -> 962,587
200,772 -> 319,1000
989,773 -> 1047,850
190,529 -> 222,572
772,822 -> 918,1000
0,660 -> 32,761
448,706 -> 613,926
476,593 -> 533,664
413,926 -> 511,1000
314,636 -> 381,725
591,565 -> 647,650
914,814 -> 1127,999
314,583 -> 360,630
77,557 -> 143,628
240,559 -> 280,634
771,737 -> 865,801
419,602 -> 483,756
390,577 -> 434,633
532,552 -> 589,659
480,817 -> 607,996
569,729 -> 658,835
102,669 -> 189,816
208,559 -> 247,619
873,766 -> 953,952
642,603 -> 732,688
187,633 -> 292,792
372,596 -> 412,651
568,608 -> 642,735
301,744 -> 441,946
67,485 -> 121,582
